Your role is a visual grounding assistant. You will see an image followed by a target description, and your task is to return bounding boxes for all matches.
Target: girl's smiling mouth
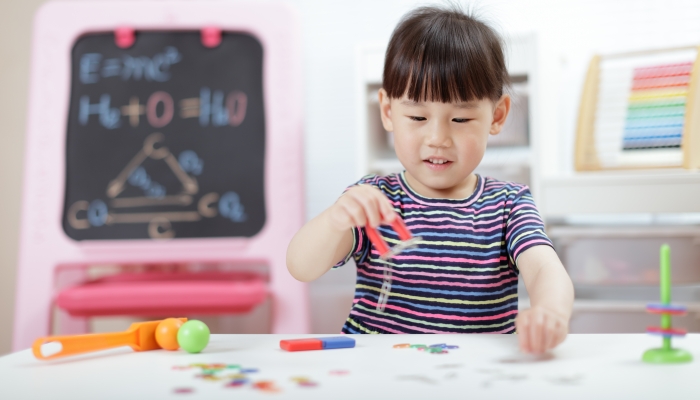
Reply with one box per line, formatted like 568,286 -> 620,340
423,157 -> 453,170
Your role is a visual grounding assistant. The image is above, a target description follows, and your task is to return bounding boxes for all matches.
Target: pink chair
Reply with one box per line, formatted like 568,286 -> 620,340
13,1 -> 309,351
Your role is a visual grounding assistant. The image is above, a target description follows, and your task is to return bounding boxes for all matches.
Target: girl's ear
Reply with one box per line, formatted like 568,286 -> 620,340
378,88 -> 394,132
489,94 -> 511,135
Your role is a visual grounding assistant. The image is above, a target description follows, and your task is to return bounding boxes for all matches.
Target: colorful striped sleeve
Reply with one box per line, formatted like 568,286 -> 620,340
332,175 -> 377,268
505,186 -> 554,274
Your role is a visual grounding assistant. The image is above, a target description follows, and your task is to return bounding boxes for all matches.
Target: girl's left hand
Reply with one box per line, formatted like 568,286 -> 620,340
515,306 -> 569,354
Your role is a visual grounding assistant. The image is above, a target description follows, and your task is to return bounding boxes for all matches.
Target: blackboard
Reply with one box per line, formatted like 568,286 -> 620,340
62,31 -> 266,240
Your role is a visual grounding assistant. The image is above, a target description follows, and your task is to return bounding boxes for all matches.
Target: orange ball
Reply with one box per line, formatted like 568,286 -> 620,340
155,318 -> 184,350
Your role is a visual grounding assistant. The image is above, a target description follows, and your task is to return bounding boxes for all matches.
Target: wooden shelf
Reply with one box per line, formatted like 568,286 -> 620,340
478,146 -> 531,169
519,298 -> 700,313
572,300 -> 700,313
540,169 -> 700,217
548,225 -> 700,239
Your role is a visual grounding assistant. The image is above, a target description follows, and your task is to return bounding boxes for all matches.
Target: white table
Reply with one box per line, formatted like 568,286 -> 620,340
1,334 -> 698,399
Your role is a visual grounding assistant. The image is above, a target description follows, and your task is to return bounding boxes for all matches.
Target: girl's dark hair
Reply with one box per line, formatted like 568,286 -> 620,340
383,4 -> 509,103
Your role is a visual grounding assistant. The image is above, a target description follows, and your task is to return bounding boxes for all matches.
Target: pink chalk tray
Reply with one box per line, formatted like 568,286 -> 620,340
56,271 -> 267,317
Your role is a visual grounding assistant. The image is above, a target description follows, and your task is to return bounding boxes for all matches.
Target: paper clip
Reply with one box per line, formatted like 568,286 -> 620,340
366,218 -> 420,312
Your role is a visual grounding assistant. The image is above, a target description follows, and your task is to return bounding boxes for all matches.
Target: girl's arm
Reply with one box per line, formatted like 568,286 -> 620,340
286,208 -> 354,282
286,184 -> 395,282
515,245 -> 574,354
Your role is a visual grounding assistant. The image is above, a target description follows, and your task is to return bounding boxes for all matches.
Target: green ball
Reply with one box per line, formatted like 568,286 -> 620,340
177,320 -> 210,353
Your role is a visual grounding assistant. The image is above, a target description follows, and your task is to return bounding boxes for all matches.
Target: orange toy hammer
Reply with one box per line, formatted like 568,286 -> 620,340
32,318 -> 187,360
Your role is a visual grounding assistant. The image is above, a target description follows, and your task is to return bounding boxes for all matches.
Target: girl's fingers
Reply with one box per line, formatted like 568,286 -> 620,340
554,320 -> 568,348
538,315 -> 550,354
362,195 -> 383,228
341,185 -> 403,229
349,190 -> 392,229
529,312 -> 545,354
516,308 -> 569,354
341,200 -> 366,228
378,195 -> 396,223
516,314 -> 530,353
544,319 -> 558,351
347,186 -> 397,226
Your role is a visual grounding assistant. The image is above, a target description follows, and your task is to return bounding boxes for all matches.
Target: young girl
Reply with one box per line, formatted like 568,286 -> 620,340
287,5 -> 574,354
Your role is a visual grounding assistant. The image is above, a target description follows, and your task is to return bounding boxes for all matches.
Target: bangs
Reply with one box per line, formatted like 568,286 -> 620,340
383,6 -> 508,103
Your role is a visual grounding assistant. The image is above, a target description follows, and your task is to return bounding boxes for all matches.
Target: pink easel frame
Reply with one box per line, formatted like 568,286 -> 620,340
13,0 -> 308,351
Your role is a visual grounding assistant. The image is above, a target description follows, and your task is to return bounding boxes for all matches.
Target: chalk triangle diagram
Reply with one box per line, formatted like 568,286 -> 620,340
104,132 -> 204,238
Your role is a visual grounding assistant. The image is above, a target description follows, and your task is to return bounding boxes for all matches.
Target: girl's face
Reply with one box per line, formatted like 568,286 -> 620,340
378,89 -> 510,199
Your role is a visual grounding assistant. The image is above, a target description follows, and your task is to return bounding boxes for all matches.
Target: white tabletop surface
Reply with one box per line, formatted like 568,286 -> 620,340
0,334 -> 698,399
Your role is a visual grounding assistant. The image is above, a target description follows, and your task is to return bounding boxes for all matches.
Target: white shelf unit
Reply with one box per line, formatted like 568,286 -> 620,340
541,169 -> 700,217
354,34 -> 541,194
541,170 -> 700,285
541,169 -> 700,333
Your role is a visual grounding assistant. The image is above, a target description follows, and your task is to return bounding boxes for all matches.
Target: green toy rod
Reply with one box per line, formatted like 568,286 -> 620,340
642,244 -> 692,364
660,245 -> 671,352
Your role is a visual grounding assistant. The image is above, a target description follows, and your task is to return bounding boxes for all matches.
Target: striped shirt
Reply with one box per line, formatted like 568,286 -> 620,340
334,172 -> 553,334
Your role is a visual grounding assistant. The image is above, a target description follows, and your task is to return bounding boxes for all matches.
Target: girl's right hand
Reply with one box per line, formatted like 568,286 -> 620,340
327,185 -> 396,232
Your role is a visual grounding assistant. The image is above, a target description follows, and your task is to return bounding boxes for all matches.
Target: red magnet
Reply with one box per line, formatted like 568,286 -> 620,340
280,339 -> 323,352
115,26 -> 135,49
365,218 -> 421,260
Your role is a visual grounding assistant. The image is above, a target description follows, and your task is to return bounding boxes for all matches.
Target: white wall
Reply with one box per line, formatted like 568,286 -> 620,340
286,0 -> 700,213
0,0 -> 46,357
2,0 -> 700,354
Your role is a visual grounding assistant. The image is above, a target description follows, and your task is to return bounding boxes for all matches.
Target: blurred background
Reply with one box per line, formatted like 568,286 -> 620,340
2,0 -> 700,355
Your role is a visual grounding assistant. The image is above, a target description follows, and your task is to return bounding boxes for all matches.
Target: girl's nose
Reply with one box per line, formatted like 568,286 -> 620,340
426,122 -> 452,148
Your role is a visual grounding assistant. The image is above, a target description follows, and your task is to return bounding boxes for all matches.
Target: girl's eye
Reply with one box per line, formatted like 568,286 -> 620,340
452,118 -> 471,123
408,116 -> 426,121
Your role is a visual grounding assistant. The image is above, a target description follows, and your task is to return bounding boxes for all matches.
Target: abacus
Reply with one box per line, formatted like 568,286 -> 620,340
642,244 -> 693,364
575,46 -> 700,170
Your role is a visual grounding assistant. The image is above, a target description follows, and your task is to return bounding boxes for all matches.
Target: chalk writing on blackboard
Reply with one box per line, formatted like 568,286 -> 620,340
80,46 -> 182,84
78,88 -> 247,129
63,31 -> 266,240
67,132 -> 248,239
